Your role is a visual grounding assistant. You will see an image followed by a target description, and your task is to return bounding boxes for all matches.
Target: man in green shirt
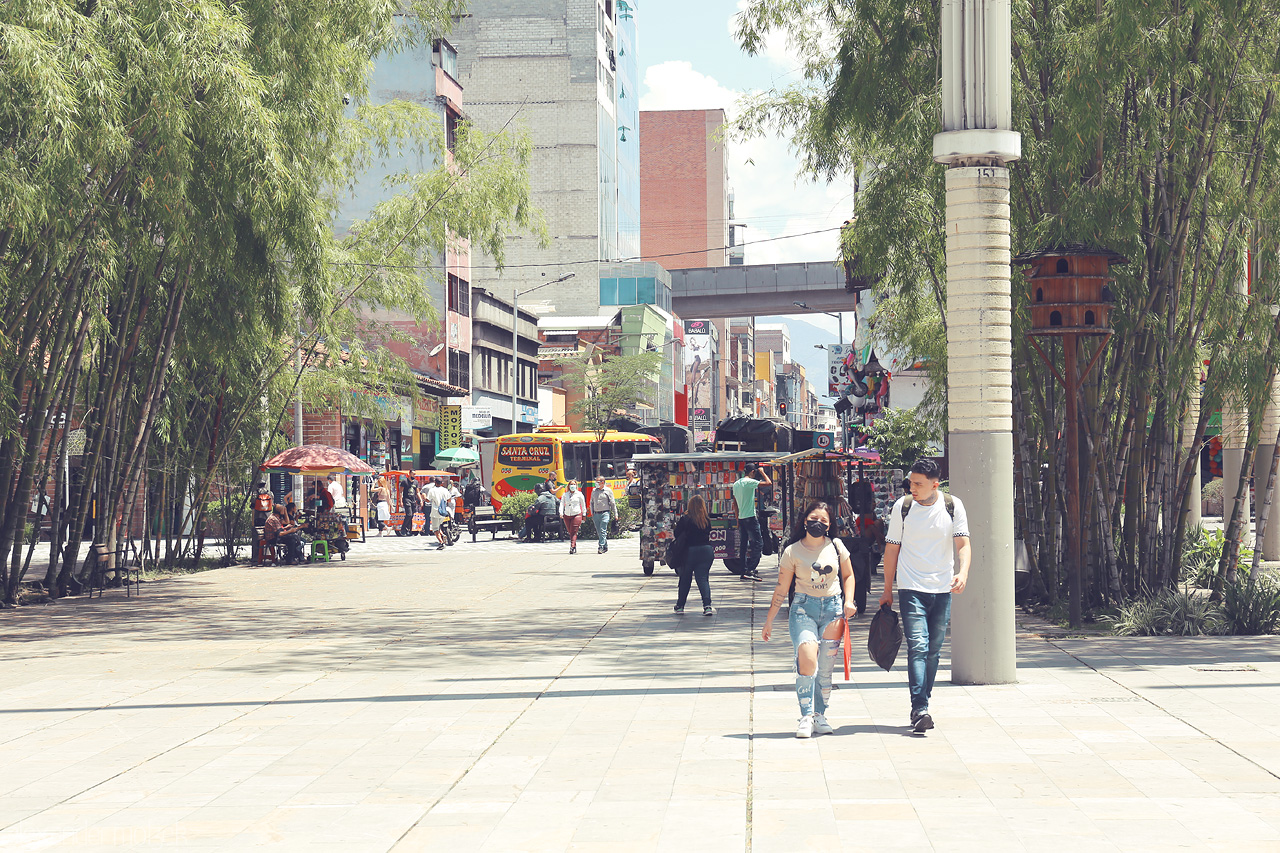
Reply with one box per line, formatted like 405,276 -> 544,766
732,465 -> 772,581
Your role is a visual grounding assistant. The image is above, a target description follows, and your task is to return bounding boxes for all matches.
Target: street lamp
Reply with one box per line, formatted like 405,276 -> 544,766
793,301 -> 843,351
512,273 -> 575,434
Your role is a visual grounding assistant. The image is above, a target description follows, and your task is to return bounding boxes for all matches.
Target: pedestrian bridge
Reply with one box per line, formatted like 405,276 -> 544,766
669,261 -> 860,319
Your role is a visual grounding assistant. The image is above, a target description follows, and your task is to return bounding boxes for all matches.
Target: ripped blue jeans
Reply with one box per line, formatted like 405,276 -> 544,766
788,592 -> 844,718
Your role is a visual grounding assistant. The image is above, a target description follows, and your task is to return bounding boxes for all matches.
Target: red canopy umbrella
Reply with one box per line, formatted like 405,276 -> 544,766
260,445 -> 375,475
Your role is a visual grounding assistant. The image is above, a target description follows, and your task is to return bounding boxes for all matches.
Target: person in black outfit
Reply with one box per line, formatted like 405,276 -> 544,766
399,475 -> 418,535
673,495 -> 717,616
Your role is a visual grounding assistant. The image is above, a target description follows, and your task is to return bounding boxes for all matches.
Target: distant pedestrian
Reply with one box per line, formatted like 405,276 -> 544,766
399,475 -> 418,536
732,464 -> 772,582
425,477 -> 451,551
371,476 -> 391,536
559,480 -> 586,554
879,459 -> 971,734
761,501 -> 855,738
590,479 -> 617,554
672,495 -> 716,616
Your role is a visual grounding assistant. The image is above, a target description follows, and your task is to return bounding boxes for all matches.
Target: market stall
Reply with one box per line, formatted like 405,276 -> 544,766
636,452 -> 780,576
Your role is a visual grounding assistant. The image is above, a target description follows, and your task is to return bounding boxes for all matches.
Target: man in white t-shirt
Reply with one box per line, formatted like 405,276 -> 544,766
424,477 -> 452,551
879,458 -> 971,734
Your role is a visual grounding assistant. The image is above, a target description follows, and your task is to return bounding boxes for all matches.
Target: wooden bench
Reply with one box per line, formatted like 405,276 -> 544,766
468,505 -> 518,542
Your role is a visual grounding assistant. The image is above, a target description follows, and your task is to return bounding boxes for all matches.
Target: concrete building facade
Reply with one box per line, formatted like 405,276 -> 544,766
450,0 -> 639,316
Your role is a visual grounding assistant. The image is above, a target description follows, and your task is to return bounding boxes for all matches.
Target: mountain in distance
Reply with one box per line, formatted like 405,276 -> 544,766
756,314 -> 846,404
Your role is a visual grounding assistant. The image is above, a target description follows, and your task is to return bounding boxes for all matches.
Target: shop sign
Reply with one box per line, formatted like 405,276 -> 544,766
441,405 -> 462,449
691,407 -> 712,429
414,397 -> 441,431
462,406 -> 492,430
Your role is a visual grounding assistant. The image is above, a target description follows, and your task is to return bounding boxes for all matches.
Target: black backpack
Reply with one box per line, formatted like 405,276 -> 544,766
867,604 -> 904,671
463,481 -> 482,508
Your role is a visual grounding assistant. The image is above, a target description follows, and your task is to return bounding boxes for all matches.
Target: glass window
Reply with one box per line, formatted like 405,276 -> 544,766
599,278 -> 618,305
638,278 -> 655,304
618,277 -> 637,304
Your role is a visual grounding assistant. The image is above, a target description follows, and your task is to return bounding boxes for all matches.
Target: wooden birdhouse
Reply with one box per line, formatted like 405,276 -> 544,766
1014,246 -> 1127,336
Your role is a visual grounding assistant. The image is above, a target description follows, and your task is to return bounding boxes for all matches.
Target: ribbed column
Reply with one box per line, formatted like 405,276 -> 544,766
1182,377 -> 1202,528
1261,376 -> 1280,559
946,167 -> 1016,685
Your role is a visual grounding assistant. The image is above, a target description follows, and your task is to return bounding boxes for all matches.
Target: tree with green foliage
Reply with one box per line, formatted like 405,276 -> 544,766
734,0 -> 1280,616
0,0 -> 539,604
864,407 -> 942,469
557,350 -> 665,479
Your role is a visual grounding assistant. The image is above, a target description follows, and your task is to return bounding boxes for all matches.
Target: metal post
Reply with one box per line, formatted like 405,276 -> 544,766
510,289 -> 519,436
1064,335 -> 1083,628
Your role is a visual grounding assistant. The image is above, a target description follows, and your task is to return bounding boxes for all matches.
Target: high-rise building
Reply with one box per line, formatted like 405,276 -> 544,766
639,109 -> 731,269
450,0 -> 639,316
335,38 -> 471,466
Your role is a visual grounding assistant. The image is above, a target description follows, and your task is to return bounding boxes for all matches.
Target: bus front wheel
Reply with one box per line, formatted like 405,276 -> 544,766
642,561 -> 654,576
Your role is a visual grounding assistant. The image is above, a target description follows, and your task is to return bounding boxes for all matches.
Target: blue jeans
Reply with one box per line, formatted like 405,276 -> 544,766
676,544 -> 714,609
898,589 -> 952,715
788,592 -> 844,717
738,516 -> 762,575
594,511 -> 610,549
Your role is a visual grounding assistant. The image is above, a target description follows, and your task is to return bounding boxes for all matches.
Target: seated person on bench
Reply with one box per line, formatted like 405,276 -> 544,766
264,503 -> 306,564
522,487 -> 559,542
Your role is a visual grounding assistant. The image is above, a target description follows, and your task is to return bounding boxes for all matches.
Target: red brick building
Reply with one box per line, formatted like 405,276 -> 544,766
639,109 -> 731,269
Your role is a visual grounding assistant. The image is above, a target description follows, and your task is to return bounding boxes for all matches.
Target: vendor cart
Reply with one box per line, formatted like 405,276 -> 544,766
636,452 -> 780,576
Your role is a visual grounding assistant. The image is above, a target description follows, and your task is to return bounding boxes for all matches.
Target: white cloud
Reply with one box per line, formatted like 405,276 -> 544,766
639,60 -> 855,270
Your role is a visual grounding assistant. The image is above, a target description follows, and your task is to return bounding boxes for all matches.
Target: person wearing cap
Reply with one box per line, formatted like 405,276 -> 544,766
732,464 -> 772,582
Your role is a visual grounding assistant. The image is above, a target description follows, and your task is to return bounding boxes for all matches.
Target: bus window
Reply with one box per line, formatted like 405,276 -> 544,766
633,441 -> 652,455
567,444 -> 594,482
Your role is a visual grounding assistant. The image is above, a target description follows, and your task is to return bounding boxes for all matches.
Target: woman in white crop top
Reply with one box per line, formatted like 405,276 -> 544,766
761,501 -> 855,738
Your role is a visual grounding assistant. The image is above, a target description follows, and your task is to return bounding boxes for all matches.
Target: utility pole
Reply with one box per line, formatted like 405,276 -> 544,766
512,273 -> 574,435
933,0 -> 1021,684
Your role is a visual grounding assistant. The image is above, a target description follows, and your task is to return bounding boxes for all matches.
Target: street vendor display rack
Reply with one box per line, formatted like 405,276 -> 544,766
637,448 -> 907,576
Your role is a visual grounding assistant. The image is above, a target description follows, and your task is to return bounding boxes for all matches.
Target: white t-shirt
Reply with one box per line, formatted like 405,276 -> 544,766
328,479 -> 347,509
885,494 -> 970,593
425,485 -> 451,518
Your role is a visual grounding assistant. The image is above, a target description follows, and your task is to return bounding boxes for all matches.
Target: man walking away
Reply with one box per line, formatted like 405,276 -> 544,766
425,477 -> 451,551
590,479 -> 617,554
732,465 -> 772,582
879,459 -> 971,734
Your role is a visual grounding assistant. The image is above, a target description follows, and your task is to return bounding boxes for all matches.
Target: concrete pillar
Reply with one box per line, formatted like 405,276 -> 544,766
942,169 -> 1018,685
1182,376 -> 1202,528
1260,376 -> 1280,559
934,0 -> 1020,685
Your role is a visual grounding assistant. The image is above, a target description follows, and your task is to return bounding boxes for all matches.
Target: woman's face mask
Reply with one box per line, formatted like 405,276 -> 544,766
805,518 -> 829,538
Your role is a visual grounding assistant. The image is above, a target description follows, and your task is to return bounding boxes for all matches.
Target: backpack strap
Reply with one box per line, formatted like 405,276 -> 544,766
900,497 -> 913,520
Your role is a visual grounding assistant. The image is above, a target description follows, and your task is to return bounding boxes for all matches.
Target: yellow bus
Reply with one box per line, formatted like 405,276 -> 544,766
489,426 -> 661,505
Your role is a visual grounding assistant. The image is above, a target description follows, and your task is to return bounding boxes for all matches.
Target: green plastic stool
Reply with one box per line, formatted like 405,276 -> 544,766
309,539 -> 331,563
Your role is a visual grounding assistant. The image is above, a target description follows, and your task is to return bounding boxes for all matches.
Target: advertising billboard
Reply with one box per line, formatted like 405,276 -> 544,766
826,343 -> 856,396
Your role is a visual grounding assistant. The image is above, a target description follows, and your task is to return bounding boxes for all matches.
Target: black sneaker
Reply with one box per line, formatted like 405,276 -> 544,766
745,572 -> 765,582
911,712 -> 934,734
674,604 -> 684,614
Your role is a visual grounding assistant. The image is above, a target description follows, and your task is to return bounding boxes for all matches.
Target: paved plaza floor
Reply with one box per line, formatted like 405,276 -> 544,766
2,535 -> 1279,851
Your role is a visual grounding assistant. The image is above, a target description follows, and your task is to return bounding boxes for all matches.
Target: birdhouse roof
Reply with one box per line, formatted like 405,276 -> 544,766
1013,244 -> 1129,266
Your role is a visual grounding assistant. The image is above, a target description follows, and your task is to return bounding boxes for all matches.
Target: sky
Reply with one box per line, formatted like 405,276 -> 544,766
636,0 -> 855,345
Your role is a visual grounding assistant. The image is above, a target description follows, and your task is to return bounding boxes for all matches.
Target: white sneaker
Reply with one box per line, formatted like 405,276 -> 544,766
812,713 -> 834,735
795,715 -> 814,738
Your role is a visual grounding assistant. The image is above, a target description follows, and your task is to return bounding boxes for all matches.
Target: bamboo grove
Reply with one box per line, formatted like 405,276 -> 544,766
736,0 -> 1280,611
0,0 -> 539,605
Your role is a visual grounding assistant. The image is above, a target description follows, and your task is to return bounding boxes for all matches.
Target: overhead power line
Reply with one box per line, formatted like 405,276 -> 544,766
329,225 -> 845,273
